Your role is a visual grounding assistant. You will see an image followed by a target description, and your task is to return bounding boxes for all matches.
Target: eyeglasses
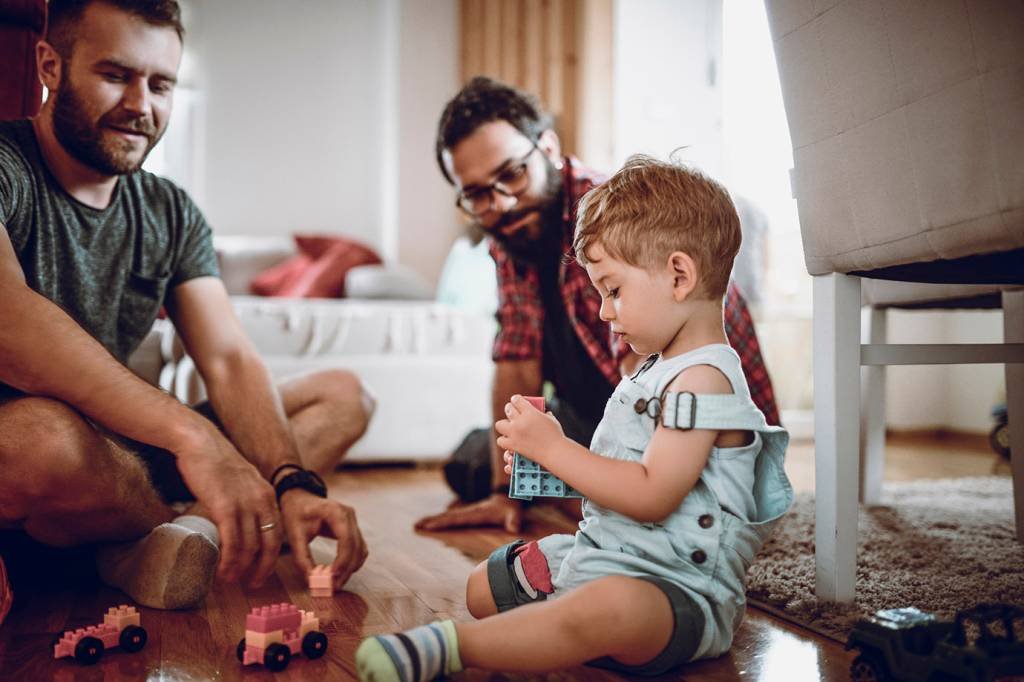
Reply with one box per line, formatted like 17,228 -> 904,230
455,144 -> 539,217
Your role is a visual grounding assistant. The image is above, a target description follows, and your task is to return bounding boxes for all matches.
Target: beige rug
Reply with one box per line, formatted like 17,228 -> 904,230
746,476 -> 1024,643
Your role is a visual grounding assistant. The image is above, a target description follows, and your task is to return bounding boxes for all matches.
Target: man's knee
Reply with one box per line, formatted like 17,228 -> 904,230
466,560 -> 498,619
320,369 -> 376,425
0,397 -> 109,506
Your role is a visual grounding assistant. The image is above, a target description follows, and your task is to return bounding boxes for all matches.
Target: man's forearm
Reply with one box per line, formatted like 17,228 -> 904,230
0,282 -> 204,454
201,349 -> 301,481
490,360 -> 543,489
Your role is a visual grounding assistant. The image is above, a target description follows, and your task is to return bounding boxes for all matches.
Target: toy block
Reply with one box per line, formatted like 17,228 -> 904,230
103,605 -> 140,631
505,396 -> 583,501
244,628 -> 285,650
299,610 -> 319,637
522,396 -> 546,412
509,454 -> 583,501
246,603 -> 301,633
308,565 -> 333,597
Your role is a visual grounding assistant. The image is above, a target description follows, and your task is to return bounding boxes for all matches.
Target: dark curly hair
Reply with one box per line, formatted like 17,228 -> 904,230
47,0 -> 185,58
435,76 -> 553,185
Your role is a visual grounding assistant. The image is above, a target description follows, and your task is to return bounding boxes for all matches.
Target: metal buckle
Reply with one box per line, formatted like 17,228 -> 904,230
675,391 -> 697,430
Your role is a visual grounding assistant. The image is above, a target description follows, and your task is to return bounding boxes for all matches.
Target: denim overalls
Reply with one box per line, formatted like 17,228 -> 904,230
533,344 -> 793,660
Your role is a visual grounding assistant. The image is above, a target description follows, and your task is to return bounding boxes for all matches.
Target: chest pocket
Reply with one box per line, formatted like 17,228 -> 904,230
607,381 -> 656,456
118,270 -> 170,340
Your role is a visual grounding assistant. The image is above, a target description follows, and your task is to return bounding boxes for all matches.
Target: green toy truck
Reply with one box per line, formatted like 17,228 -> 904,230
846,604 -> 1024,681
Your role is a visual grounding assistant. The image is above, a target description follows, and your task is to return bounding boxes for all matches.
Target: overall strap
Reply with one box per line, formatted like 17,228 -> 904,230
658,392 -> 768,432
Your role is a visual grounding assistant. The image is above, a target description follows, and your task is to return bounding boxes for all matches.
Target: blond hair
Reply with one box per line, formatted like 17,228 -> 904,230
573,154 -> 740,299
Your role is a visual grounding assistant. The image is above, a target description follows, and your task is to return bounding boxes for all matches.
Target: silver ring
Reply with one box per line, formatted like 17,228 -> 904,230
259,521 -> 276,532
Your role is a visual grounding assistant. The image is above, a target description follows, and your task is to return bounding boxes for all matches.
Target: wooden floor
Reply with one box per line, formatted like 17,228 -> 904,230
0,432 -> 1008,681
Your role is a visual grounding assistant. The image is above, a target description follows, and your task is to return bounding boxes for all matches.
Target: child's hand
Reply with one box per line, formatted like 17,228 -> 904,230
494,395 -> 565,466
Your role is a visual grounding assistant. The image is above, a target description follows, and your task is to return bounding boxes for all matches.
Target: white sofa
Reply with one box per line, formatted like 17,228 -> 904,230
129,236 -> 498,462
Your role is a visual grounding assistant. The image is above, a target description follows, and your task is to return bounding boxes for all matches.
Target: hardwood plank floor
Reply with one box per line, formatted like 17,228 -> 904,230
0,433 -> 1007,681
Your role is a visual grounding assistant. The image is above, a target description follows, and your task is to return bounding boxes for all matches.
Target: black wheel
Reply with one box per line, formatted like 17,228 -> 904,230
236,638 -> 246,662
850,653 -> 889,682
119,625 -> 147,653
302,630 -> 328,659
990,422 -> 1011,459
74,635 -> 104,665
264,642 -> 291,672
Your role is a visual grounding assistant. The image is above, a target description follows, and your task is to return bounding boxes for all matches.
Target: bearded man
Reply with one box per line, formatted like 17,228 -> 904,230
0,0 -> 373,610
417,77 -> 780,533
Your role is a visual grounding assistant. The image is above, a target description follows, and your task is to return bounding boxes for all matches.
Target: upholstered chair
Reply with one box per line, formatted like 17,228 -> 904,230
764,0 -> 1024,601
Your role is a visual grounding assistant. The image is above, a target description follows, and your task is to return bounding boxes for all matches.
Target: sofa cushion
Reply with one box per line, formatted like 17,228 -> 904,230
250,234 -> 381,298
345,264 -> 433,300
214,235 -> 295,295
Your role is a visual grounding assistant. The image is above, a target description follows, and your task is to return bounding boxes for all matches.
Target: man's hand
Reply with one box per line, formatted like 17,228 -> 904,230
174,420 -> 283,586
279,489 -> 367,590
494,394 -> 565,467
414,493 -> 524,533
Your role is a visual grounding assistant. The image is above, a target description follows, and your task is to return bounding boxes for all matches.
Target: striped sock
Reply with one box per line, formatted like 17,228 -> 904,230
355,620 -> 462,682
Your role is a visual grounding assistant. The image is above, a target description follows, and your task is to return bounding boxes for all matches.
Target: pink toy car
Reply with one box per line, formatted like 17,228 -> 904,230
236,602 -> 328,671
53,605 -> 147,665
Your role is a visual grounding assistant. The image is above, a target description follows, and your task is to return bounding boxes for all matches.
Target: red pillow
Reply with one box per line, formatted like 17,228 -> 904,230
249,234 -> 382,298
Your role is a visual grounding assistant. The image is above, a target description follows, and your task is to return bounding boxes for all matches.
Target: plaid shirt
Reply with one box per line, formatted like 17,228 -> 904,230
490,157 -> 780,425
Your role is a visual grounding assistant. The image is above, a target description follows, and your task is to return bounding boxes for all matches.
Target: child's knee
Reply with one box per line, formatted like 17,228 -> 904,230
466,560 -> 498,618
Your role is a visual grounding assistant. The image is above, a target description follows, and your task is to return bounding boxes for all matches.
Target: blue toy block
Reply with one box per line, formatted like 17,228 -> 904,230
508,453 -> 583,501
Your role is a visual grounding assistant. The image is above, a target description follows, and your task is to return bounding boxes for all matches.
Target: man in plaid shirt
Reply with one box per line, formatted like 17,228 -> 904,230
417,77 -> 778,533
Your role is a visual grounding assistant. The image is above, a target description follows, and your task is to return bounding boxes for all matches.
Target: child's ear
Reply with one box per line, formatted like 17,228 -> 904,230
667,251 -> 698,302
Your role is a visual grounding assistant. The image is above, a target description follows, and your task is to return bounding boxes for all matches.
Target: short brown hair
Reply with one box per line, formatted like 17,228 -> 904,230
573,154 -> 740,299
47,0 -> 184,59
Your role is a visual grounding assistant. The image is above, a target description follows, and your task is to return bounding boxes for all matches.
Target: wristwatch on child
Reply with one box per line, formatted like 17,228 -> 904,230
271,464 -> 328,503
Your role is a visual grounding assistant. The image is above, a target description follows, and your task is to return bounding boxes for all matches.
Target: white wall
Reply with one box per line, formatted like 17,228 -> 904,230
175,0 -> 460,285
885,309 -> 1006,433
613,0 -> 723,176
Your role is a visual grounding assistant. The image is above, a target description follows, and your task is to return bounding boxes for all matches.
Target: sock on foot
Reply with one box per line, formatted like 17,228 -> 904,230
171,514 -> 219,546
95,522 -> 218,610
355,619 -> 462,682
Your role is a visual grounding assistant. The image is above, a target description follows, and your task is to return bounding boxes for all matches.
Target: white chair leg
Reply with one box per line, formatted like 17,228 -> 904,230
860,306 -> 887,505
1003,290 -> 1024,542
813,273 -> 861,602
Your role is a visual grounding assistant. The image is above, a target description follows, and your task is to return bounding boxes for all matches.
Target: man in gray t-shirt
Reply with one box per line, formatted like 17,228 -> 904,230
0,0 -> 370,610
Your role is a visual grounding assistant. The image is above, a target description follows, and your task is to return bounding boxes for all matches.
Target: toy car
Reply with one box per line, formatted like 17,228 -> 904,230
237,602 -> 328,671
507,396 -> 584,502
53,605 -> 147,665
989,404 -> 1009,460
846,604 -> 1024,681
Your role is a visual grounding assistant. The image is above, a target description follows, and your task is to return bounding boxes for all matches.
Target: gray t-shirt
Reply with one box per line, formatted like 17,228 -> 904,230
0,119 -> 219,362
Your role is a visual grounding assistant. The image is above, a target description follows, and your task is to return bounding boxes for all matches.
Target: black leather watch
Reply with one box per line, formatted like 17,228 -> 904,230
274,468 -> 328,503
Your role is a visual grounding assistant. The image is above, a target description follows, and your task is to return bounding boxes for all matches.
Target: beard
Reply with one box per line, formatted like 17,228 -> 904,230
51,68 -> 162,175
484,155 -> 566,262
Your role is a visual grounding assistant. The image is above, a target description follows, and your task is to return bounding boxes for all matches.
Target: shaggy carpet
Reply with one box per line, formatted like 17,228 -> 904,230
746,476 -> 1024,643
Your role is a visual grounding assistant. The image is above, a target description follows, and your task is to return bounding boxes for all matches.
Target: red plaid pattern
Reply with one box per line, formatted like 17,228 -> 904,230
490,157 -> 779,425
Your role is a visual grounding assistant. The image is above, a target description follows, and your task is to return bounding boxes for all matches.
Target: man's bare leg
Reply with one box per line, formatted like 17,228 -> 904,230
277,369 -> 375,476
0,396 -> 217,609
0,397 -> 172,544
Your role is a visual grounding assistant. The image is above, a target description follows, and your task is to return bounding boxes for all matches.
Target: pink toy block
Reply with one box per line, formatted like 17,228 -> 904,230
523,396 -> 545,412
53,604 -> 147,664
245,603 -> 302,633
103,605 -> 141,631
308,565 -> 333,597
